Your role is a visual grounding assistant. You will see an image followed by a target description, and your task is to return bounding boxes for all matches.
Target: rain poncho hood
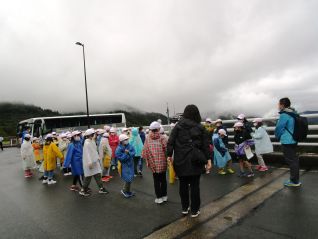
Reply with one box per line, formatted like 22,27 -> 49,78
129,128 -> 143,157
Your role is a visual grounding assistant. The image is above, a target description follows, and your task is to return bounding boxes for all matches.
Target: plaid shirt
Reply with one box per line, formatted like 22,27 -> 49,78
142,133 -> 167,173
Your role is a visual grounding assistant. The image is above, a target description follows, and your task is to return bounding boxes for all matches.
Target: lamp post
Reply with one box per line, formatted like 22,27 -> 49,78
75,42 -> 90,128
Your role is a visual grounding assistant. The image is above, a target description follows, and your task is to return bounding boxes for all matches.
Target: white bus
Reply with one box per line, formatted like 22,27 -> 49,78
17,113 -> 126,138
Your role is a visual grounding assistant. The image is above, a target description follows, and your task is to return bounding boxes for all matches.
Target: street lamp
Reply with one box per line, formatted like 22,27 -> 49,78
75,42 -> 90,128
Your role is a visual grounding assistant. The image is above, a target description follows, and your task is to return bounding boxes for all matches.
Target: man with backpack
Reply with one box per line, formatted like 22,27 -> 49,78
275,97 -> 308,187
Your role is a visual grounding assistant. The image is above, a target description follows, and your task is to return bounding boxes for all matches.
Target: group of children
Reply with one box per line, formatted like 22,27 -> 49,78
20,122 -> 171,204
205,114 -> 273,177
20,114 -> 273,202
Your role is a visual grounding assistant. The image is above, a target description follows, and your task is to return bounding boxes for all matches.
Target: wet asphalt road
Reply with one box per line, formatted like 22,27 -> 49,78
1,148 -> 317,238
0,148 -> 258,239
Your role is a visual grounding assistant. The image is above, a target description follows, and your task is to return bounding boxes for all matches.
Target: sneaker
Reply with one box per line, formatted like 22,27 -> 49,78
121,190 -> 130,198
79,189 -> 90,197
162,196 -> 168,202
42,179 -> 48,184
87,188 -> 92,193
191,210 -> 201,218
259,166 -> 268,172
218,169 -> 227,175
246,172 -> 254,178
108,176 -> 113,179
99,188 -> 109,194
155,198 -> 164,204
69,185 -> 80,191
127,191 -> 136,197
138,172 -> 143,177
25,173 -> 32,178
238,172 -> 247,177
67,172 -> 72,176
227,168 -> 235,174
182,207 -> 190,215
284,180 -> 302,187
48,179 -> 57,185
206,170 -> 211,174
102,176 -> 110,182
255,165 -> 262,170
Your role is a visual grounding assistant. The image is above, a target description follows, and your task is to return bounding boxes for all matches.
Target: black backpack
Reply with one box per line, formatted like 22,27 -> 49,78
283,112 -> 308,142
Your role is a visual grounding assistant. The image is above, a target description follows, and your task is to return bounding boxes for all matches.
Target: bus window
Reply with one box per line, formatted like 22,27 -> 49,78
33,120 -> 42,137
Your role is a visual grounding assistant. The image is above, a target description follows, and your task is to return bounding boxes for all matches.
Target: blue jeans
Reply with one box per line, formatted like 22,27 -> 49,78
44,170 -> 54,179
111,157 -> 118,168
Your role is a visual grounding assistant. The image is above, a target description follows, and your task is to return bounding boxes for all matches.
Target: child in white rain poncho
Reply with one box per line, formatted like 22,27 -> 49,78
252,118 -> 273,172
21,134 -> 35,178
80,129 -> 109,197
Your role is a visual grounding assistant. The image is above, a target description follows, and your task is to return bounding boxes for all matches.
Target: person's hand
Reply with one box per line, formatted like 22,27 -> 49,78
167,157 -> 173,163
125,149 -> 129,154
88,163 -> 93,169
206,159 -> 212,171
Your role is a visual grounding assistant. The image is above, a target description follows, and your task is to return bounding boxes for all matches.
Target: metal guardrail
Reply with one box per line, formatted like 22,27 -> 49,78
223,113 -> 318,143
161,113 -> 318,155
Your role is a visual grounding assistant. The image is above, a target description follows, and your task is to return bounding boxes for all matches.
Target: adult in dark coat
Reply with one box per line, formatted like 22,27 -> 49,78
167,105 -> 212,217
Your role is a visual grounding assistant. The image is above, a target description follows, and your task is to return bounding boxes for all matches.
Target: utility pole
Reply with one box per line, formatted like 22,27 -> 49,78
166,102 -> 170,125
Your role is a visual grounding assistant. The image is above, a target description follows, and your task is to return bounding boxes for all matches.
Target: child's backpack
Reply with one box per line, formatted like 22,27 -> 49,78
284,112 -> 308,142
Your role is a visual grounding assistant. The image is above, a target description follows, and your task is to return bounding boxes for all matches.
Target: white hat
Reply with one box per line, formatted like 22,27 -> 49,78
32,137 -> 38,141
160,126 -> 165,134
72,130 -> 82,137
146,129 -> 150,133
215,119 -> 222,123
60,133 -> 67,138
119,134 -> 129,142
206,118 -> 212,123
122,127 -> 128,132
84,128 -> 95,136
104,125 -> 111,131
24,134 -> 31,138
253,118 -> 263,123
102,132 -> 109,138
149,121 -> 161,130
234,122 -> 244,128
45,134 -> 53,139
218,129 -> 227,136
237,114 -> 245,120
110,127 -> 116,133
52,132 -> 57,135
96,129 -> 105,135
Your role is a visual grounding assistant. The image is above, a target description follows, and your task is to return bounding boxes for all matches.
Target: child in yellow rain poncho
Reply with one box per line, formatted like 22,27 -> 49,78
99,132 -> 112,182
43,134 -> 64,185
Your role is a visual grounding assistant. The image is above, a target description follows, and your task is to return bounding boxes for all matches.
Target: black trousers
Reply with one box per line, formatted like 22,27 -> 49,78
153,172 -> 167,198
179,175 -> 201,213
73,175 -> 83,187
0,142 -> 3,151
282,144 -> 299,183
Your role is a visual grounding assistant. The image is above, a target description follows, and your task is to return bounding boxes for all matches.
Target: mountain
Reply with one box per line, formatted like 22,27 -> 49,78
0,102 -> 167,137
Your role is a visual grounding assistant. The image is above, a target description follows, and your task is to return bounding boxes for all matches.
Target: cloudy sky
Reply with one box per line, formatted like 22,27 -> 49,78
1,0 -> 318,118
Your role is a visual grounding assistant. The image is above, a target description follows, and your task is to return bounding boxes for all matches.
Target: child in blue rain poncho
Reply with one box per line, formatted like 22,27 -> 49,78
116,134 -> 136,198
63,131 -> 84,192
129,128 -> 144,176
213,129 -> 234,175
